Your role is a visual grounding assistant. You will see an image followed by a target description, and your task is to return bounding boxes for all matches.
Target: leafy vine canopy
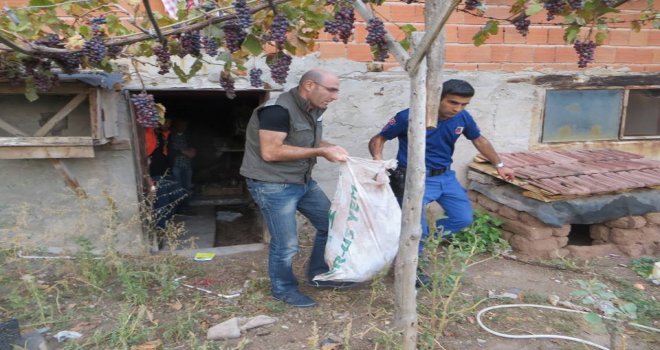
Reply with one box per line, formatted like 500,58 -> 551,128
0,0 -> 657,101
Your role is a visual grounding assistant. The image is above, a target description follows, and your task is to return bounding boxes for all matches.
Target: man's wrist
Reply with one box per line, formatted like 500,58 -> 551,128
494,162 -> 505,169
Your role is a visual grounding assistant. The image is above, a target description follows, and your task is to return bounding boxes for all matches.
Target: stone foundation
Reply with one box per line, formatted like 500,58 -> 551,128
468,190 -> 660,259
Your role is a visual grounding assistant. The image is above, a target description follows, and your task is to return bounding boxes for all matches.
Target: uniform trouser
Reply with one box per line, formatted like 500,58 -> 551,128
172,165 -> 193,208
420,170 -> 474,253
245,178 -> 330,297
152,175 -> 187,230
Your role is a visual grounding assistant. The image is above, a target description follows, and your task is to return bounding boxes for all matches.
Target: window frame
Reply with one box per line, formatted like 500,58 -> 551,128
619,86 -> 660,140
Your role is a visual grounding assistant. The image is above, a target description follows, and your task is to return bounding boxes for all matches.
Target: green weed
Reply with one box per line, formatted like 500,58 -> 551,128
629,257 -> 658,279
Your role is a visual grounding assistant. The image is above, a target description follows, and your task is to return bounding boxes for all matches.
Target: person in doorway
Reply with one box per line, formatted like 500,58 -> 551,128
145,119 -> 187,234
368,79 -> 515,287
170,118 -> 196,214
240,68 -> 356,308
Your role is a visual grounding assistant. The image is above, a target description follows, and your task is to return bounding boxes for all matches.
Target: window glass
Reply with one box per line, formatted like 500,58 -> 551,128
542,89 -> 623,142
623,89 -> 660,138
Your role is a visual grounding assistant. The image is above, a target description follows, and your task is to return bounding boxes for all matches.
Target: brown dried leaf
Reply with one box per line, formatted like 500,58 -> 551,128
70,321 -> 100,332
130,339 -> 163,350
168,300 -> 183,311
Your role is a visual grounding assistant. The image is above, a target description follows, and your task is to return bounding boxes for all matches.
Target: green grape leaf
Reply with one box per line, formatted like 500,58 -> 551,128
525,3 -> 544,16
29,0 -> 53,6
583,312 -> 602,324
24,79 -> 39,102
473,20 -> 499,47
243,34 -> 263,56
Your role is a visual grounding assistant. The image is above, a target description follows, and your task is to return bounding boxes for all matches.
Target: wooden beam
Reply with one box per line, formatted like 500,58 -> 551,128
0,83 -> 89,95
0,116 -> 29,137
0,136 -> 93,146
34,93 -> 88,137
0,146 -> 94,159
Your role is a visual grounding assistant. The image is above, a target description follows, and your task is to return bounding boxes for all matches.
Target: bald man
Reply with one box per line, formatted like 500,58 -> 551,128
240,69 -> 355,308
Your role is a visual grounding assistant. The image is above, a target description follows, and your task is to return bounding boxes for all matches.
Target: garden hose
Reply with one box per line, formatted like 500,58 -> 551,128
476,303 -> 660,350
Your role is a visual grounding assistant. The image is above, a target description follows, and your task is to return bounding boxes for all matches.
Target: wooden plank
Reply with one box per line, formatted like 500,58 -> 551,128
89,88 -> 104,143
0,136 -> 93,146
0,117 -> 29,137
34,93 -> 88,137
100,89 -> 120,138
0,146 -> 94,159
0,84 -> 89,95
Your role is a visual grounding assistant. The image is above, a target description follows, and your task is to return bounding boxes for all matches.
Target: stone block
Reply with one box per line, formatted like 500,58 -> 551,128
609,228 -> 643,245
477,194 -> 501,213
566,244 -> 621,259
510,234 -> 558,254
589,225 -> 610,242
555,236 -> 569,247
498,205 -> 520,220
618,243 -> 645,258
605,216 -> 647,229
519,212 -> 546,227
640,225 -> 660,243
552,225 -> 571,237
500,229 -> 514,241
643,212 -> 660,225
549,248 -> 570,259
592,240 -> 608,245
503,220 -> 553,241
467,190 -> 478,202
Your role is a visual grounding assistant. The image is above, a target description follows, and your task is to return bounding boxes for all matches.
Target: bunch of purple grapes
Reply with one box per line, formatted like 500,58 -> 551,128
573,39 -> 596,68
569,0 -> 583,10
154,44 -> 171,75
270,14 -> 289,48
268,52 -> 292,84
179,31 -> 202,57
544,0 -> 565,21
366,17 -> 389,62
202,36 -> 219,56
464,0 -> 481,11
249,67 -> 263,87
24,58 -> 58,92
512,14 -> 531,36
34,34 -> 81,74
224,20 -> 246,53
220,72 -> 237,99
324,5 -> 355,44
83,17 -> 107,65
107,45 -> 123,59
131,93 -> 161,128
233,0 -> 252,29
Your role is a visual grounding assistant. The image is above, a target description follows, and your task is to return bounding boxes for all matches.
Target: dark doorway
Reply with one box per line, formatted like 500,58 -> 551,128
146,90 -> 266,249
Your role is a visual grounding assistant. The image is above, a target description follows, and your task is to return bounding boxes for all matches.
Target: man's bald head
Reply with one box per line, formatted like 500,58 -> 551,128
298,68 -> 340,110
299,68 -> 335,86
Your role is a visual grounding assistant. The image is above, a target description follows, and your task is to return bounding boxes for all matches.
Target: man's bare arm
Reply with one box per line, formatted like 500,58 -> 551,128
259,130 -> 348,163
471,136 -> 515,181
368,134 -> 387,160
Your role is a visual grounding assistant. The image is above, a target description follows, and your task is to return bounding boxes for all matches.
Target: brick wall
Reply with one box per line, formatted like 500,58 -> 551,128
7,0 -> 658,72
316,0 -> 659,72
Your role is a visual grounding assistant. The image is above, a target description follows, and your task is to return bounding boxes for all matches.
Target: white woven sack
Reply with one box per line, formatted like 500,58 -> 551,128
314,157 -> 401,282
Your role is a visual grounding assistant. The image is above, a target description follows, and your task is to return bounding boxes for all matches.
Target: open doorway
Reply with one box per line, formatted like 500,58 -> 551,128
144,89 -> 267,249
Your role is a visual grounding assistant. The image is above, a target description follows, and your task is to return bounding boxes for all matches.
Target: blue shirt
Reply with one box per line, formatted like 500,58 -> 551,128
379,109 -> 481,169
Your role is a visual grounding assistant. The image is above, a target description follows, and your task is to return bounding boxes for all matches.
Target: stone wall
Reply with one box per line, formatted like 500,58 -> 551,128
468,190 -> 660,259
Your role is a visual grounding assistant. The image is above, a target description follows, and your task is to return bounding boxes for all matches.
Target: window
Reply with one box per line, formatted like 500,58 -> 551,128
542,88 -> 660,143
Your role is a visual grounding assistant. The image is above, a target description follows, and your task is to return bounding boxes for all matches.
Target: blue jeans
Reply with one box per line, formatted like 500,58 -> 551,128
152,175 -> 187,230
245,178 -> 330,297
172,165 -> 193,207
420,170 -> 473,252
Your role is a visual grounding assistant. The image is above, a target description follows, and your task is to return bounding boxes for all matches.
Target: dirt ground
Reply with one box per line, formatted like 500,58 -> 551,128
1,227 -> 659,350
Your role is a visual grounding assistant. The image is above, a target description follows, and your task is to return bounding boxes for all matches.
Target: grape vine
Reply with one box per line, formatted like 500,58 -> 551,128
366,17 -> 389,62
131,93 -> 161,128
324,3 -> 355,44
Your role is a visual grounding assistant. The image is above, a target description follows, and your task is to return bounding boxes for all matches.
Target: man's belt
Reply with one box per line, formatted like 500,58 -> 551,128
395,167 -> 448,177
428,167 -> 448,177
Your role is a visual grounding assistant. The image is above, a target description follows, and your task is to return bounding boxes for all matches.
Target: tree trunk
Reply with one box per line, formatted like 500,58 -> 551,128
425,0 -> 448,129
394,32 -> 427,350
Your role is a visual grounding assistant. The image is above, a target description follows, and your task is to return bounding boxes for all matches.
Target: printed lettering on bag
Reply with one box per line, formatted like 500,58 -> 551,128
329,184 -> 359,272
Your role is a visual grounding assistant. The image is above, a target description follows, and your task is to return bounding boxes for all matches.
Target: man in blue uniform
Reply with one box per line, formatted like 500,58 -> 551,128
368,79 -> 515,286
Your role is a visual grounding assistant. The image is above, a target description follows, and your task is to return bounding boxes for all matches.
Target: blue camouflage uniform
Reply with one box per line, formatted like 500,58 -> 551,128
379,108 -> 481,252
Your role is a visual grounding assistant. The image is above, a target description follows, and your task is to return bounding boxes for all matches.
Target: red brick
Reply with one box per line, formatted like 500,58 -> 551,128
534,47 -> 556,63
446,10 -> 465,24
510,46 -> 535,62
629,30 -> 650,46
465,46 -> 492,63
547,27 -> 566,45
606,30 -> 630,45
386,3 -> 423,22
526,27 -> 548,44
346,44 -> 373,61
654,50 -> 660,64
477,63 -> 502,70
457,25 -> 482,44
490,46 -> 512,62
616,48 -> 654,64
445,44 -> 470,62
649,31 -> 660,46
555,46 -> 577,63
618,0 -> 649,10
500,63 -> 535,72
503,27 -> 526,44
384,23 -> 411,41
645,64 -> 660,72
593,46 -> 617,64
316,42 -> 347,59
444,25 -> 458,43
443,63 -> 480,71
354,23 -> 367,43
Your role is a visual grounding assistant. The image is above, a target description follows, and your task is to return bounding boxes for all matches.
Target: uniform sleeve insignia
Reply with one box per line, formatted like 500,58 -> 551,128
454,126 -> 464,134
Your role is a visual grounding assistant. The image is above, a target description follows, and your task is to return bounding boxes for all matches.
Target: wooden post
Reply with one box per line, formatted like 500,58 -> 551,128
394,32 -> 427,350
